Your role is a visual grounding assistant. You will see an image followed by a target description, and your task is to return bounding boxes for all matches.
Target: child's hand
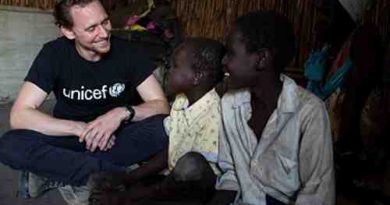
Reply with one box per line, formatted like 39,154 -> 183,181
89,188 -> 124,205
88,172 -> 128,205
88,172 -> 126,191
126,183 -> 156,200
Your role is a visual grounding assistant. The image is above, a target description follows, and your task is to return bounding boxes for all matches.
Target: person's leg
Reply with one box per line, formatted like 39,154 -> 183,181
0,114 -> 167,186
137,152 -> 216,203
90,114 -> 168,167
87,115 -> 169,204
88,152 -> 216,205
0,129 -> 123,186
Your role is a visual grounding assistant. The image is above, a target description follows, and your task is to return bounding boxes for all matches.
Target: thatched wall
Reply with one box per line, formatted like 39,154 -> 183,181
171,0 -> 390,70
0,0 -> 54,10
1,0 -> 389,70
0,0 -> 139,10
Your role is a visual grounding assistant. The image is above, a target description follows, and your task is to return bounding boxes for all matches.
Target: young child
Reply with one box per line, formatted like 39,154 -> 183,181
209,11 -> 335,205
89,38 -> 225,205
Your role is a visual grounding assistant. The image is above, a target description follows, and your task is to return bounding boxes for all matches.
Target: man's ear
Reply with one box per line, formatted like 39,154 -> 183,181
60,26 -> 76,40
255,48 -> 273,71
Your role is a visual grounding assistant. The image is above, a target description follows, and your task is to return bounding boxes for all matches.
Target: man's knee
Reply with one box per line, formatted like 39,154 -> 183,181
0,130 -> 23,153
133,114 -> 169,146
172,152 -> 210,181
0,130 -> 20,164
148,114 -> 169,145
0,130 -> 37,168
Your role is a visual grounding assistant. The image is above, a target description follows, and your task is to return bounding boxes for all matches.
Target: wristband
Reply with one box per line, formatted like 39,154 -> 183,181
124,105 -> 135,122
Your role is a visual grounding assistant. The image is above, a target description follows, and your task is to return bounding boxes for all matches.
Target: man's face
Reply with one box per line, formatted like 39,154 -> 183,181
168,46 -> 196,94
66,1 -> 112,60
222,29 -> 258,89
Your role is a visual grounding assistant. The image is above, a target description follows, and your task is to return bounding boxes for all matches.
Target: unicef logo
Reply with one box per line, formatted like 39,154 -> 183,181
109,83 -> 126,97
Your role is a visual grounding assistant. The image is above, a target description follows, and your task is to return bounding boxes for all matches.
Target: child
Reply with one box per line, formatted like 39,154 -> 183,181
209,11 -> 335,205
89,38 -> 225,205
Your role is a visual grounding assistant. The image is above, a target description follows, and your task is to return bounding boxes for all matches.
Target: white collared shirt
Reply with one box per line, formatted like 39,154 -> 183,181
216,75 -> 335,205
164,89 -> 222,174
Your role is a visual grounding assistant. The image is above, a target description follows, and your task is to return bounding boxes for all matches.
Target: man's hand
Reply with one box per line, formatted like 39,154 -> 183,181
71,121 -> 88,137
101,135 -> 116,151
80,107 -> 128,152
71,121 -> 116,151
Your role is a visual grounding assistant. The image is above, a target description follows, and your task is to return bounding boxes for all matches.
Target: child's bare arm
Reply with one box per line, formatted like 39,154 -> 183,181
89,148 -> 168,188
124,148 -> 168,184
88,149 -> 168,205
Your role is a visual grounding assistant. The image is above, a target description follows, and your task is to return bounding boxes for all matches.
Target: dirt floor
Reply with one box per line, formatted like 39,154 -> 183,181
0,101 -> 66,205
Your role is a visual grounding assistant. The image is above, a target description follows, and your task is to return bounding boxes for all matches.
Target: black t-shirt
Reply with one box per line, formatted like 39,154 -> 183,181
25,36 -> 155,122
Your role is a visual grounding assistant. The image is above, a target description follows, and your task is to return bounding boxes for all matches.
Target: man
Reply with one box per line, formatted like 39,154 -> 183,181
0,0 -> 169,203
209,11 -> 335,205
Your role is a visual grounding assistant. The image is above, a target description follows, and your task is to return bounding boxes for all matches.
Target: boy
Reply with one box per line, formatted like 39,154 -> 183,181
89,38 -> 225,205
209,11 -> 335,205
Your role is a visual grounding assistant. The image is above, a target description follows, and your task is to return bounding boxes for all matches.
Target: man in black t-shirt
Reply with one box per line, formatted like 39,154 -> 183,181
0,0 -> 169,196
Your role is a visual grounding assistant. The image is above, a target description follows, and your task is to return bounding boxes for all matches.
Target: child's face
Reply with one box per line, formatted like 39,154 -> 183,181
222,29 -> 259,89
168,46 -> 196,94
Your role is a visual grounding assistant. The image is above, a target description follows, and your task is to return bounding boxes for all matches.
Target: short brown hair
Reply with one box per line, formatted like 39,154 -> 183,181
53,0 -> 101,28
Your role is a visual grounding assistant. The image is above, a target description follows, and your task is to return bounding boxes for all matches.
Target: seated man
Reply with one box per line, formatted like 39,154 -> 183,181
209,11 -> 335,205
0,0 -> 169,204
89,38 -> 225,205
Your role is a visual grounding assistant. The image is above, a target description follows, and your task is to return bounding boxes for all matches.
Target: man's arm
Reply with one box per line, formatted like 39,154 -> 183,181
295,101 -> 335,205
80,74 -> 169,152
133,74 -> 170,121
10,82 -> 86,136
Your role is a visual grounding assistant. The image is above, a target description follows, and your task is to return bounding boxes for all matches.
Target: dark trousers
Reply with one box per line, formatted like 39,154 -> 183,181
0,115 -> 168,186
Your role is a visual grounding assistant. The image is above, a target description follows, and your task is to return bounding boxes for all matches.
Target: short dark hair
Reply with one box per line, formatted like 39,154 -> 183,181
53,0 -> 101,28
235,11 -> 296,73
178,38 -> 225,85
